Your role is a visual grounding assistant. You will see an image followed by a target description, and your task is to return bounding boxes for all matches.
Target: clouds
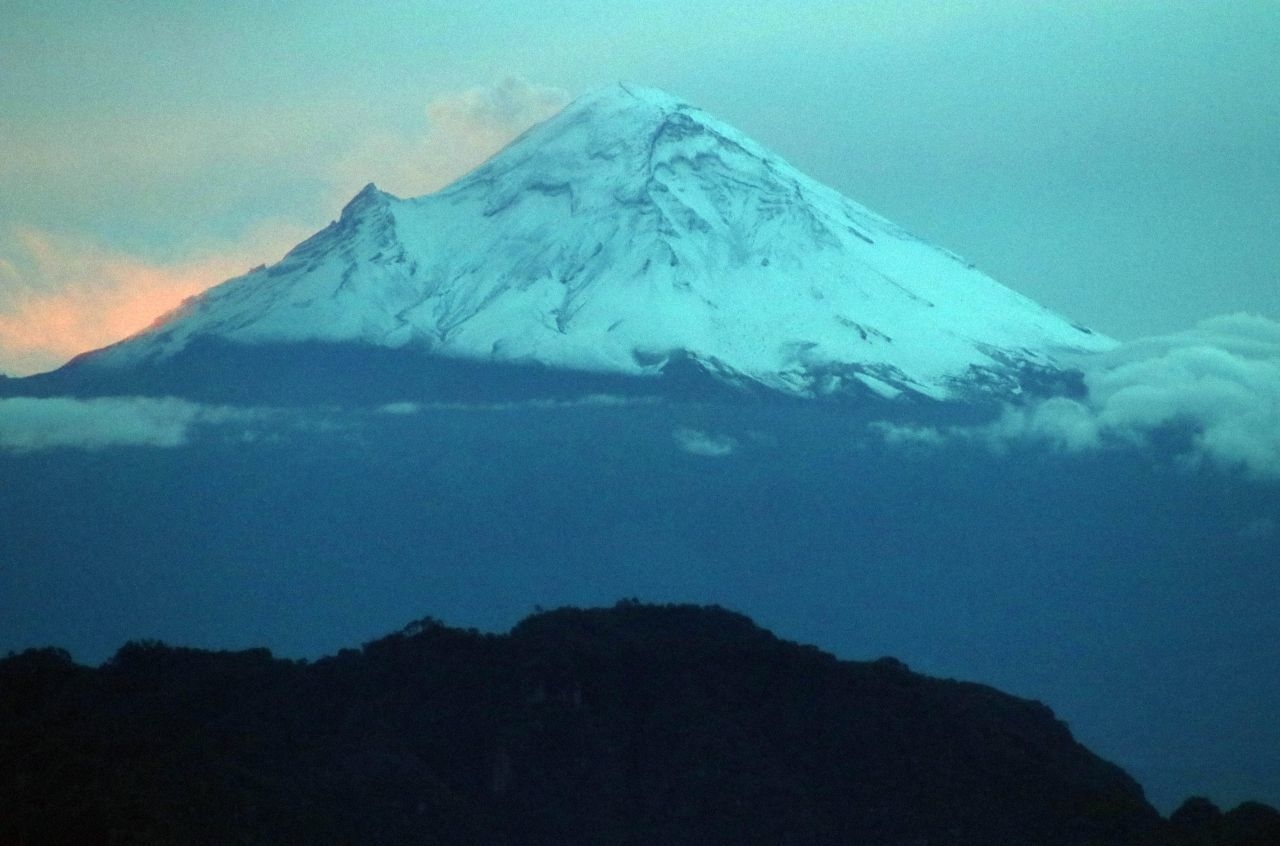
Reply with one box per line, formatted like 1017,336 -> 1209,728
426,77 -> 570,156
1081,315 -> 1280,476
0,224 -> 307,377
0,393 -> 659,454
330,77 -> 570,200
374,394 -> 649,415
673,427 -> 737,457
0,396 -> 218,452
0,396 -> 352,452
874,314 -> 1280,479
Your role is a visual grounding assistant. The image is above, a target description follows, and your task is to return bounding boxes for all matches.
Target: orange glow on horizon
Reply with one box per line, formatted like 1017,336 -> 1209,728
0,226 -> 302,377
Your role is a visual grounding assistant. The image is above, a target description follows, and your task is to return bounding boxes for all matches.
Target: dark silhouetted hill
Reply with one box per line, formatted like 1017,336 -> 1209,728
1,603 -> 1272,845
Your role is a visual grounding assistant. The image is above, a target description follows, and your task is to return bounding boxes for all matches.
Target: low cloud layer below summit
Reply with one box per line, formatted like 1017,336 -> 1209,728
5,310 -> 1277,480
0,396 -> 226,452
0,394 -> 652,454
876,314 -> 1280,479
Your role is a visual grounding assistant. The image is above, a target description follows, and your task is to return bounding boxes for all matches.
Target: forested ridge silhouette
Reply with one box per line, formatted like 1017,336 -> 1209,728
2,602 -> 1275,845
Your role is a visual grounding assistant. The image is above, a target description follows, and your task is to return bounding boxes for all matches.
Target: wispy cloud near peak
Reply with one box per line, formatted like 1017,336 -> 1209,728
329,77 -> 570,201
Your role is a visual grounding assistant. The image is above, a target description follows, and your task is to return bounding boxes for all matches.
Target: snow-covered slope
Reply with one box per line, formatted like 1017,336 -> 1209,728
93,84 -> 1113,400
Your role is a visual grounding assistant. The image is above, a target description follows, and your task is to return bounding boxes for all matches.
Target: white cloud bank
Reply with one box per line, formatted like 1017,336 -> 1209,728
673,427 -> 737,457
374,394 -> 651,416
0,396 -> 227,452
0,393 -> 657,453
874,314 -> 1280,479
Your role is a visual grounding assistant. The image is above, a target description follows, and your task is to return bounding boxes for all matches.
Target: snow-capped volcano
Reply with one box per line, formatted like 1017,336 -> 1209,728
91,83 -> 1113,400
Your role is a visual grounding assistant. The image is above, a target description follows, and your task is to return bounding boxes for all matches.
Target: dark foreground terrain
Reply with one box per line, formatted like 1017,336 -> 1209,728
4,602 -> 1275,845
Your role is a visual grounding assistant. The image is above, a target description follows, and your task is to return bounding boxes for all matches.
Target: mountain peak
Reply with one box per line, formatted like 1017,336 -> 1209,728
581,81 -> 690,112
339,182 -> 389,220
81,85 -> 1115,401
440,83 -> 776,203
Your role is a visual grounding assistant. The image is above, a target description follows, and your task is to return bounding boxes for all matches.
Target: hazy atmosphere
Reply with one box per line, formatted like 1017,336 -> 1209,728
2,1 -> 1278,375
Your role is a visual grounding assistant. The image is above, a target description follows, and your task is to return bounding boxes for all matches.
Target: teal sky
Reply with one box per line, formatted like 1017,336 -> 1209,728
2,0 -> 1278,374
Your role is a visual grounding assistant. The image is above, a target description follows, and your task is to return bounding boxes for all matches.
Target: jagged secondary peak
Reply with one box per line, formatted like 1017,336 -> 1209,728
340,182 -> 391,220
83,83 -> 1115,401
